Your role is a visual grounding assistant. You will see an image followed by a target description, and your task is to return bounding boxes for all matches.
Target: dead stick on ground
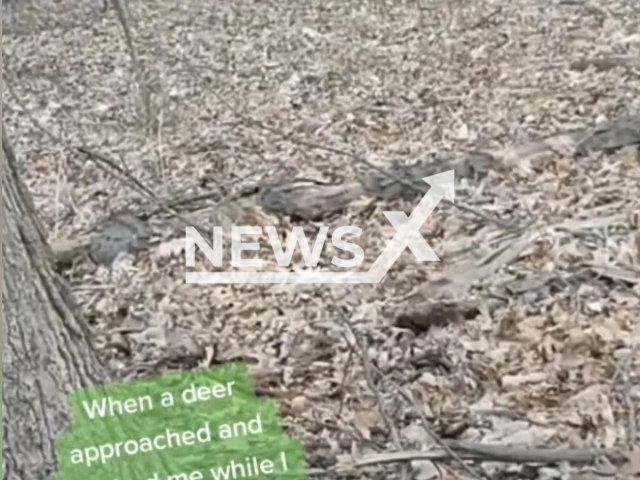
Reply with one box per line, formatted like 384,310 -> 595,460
7,85 -> 208,235
247,117 -> 515,231
250,122 -> 515,231
336,345 -> 354,418
363,359 -> 487,480
333,307 -> 410,480
334,297 -> 485,480
354,444 -> 625,467
329,294 -> 485,479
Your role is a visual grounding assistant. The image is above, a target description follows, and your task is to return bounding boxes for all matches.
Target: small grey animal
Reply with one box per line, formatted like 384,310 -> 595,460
89,212 -> 151,266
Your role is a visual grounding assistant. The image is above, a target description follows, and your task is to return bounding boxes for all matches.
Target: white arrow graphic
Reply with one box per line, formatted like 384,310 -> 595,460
364,169 -> 454,282
185,170 -> 454,284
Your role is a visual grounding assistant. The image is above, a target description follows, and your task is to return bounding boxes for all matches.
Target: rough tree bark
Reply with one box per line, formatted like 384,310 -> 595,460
2,127 -> 111,480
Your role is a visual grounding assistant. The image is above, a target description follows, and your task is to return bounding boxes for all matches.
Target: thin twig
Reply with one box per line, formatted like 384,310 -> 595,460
363,360 -> 486,480
336,345 -> 354,418
354,444 -> 624,467
6,84 -> 208,233
332,300 -> 410,480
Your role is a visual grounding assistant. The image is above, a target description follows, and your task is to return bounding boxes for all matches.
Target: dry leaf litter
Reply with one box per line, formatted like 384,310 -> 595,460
3,0 -> 640,478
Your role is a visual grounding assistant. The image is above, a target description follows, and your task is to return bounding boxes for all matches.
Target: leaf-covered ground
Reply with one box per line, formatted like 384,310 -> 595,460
3,0 -> 639,478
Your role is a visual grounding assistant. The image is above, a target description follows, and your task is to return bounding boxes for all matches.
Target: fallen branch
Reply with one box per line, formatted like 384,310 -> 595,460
354,443 -> 626,468
332,296 -> 411,480
570,56 -> 640,73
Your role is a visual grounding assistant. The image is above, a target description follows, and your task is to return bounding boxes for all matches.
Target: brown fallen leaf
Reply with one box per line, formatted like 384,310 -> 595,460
395,299 -> 481,333
353,408 -> 381,441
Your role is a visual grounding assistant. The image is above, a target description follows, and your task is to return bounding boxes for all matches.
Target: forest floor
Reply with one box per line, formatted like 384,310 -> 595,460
3,0 -> 640,478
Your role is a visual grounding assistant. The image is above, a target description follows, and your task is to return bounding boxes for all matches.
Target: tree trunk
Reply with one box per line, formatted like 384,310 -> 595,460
2,127 -> 111,480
